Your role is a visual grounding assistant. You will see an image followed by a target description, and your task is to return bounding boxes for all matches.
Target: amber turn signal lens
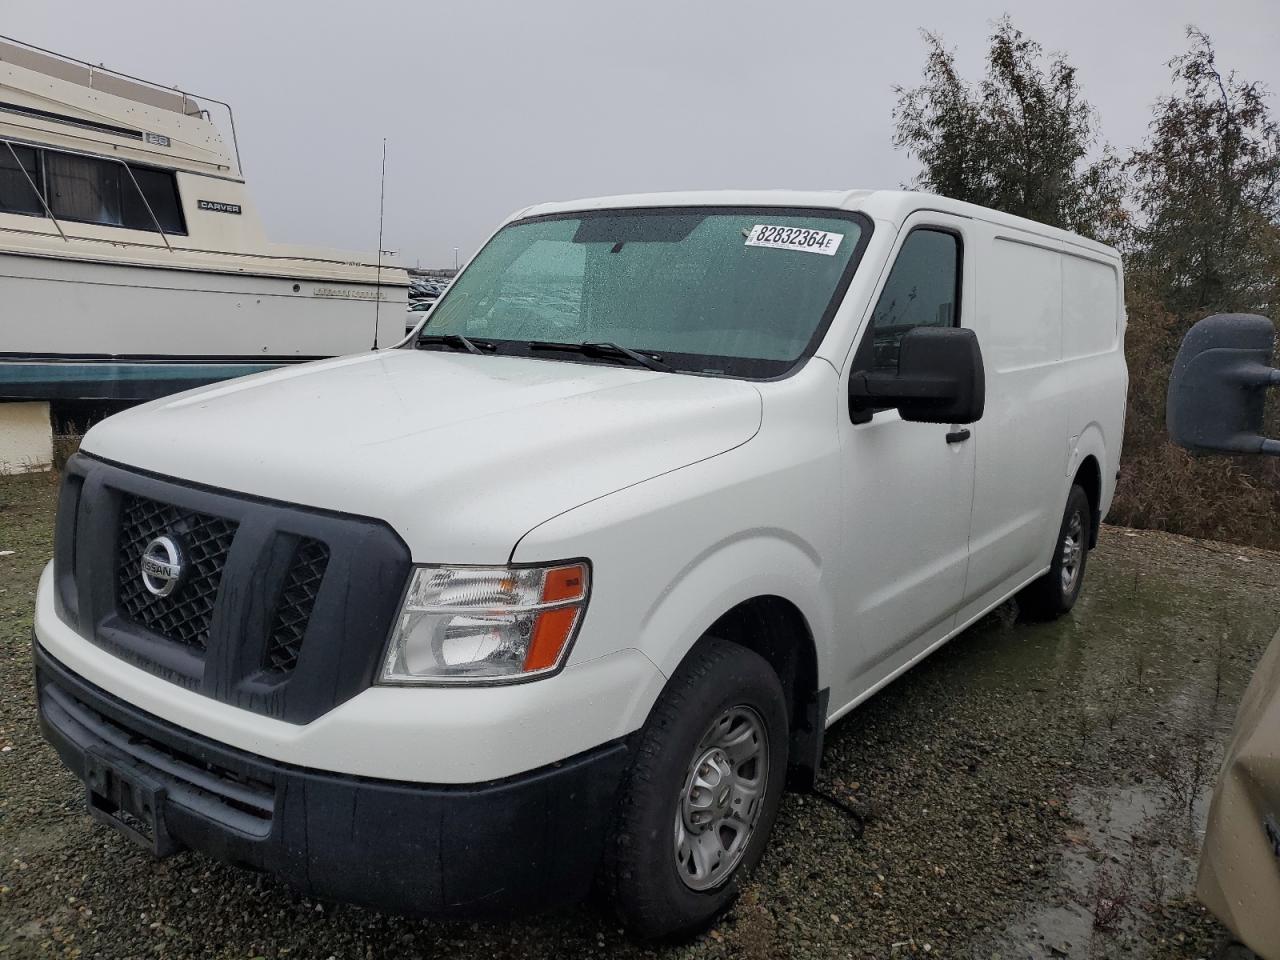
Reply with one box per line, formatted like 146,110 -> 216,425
541,564 -> 587,604
522,564 -> 587,672
524,607 -> 581,672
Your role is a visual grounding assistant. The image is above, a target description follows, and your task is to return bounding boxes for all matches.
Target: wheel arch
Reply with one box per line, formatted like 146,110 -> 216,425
1070,420 -> 1110,549
624,527 -> 834,789
701,595 -> 824,789
1072,453 -> 1103,548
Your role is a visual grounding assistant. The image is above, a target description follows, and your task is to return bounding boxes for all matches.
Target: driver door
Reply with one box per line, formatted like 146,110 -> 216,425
832,216 -> 977,702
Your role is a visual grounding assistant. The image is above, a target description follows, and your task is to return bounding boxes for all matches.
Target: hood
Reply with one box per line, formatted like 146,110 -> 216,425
81,350 -> 762,561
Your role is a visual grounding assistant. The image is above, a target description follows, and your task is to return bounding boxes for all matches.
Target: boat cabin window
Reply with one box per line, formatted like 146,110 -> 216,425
124,166 -> 185,234
45,151 -> 186,234
0,142 -> 186,235
0,144 -> 44,216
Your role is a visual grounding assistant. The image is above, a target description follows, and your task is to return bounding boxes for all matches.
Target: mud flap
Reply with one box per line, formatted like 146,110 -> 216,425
84,749 -> 181,858
787,687 -> 829,791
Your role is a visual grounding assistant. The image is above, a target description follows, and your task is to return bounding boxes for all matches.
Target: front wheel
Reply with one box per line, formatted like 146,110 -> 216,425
602,637 -> 788,940
1018,483 -> 1092,621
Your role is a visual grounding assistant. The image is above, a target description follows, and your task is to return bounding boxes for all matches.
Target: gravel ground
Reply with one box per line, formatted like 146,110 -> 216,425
2,470 -> 1278,959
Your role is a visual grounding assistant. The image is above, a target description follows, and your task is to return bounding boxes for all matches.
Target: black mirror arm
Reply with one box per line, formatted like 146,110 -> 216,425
1245,365 -> 1280,455
1242,364 -> 1280,389
1207,356 -> 1280,454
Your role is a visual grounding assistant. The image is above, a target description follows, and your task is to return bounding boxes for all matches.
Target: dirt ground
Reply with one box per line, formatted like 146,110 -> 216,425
2,469 -> 1278,960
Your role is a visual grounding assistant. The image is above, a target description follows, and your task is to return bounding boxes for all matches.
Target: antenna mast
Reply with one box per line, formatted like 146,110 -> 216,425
372,138 -> 387,349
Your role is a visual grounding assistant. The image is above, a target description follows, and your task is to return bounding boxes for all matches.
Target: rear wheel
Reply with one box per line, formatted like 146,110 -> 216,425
1018,483 -> 1092,621
602,637 -> 788,940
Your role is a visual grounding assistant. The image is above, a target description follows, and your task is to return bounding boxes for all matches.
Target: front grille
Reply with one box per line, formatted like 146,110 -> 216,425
264,538 -> 330,673
60,453 -> 412,724
116,495 -> 238,652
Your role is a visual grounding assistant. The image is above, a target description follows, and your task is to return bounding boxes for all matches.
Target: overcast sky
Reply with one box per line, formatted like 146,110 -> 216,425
7,1 -> 1277,267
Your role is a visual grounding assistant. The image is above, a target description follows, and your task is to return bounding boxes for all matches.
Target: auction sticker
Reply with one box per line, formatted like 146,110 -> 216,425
744,224 -> 844,255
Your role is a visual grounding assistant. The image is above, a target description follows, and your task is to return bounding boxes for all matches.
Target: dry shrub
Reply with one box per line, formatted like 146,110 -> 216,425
52,427 -> 82,472
1110,444 -> 1280,545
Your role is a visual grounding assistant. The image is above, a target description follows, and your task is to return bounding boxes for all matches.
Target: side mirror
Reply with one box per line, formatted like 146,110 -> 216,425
1167,313 -> 1280,456
850,326 -> 986,425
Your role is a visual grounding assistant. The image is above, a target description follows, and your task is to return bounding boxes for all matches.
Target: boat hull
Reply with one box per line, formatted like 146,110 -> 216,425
0,252 -> 407,400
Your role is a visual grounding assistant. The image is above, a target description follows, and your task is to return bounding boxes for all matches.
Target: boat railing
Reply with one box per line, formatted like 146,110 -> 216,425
2,134 -> 172,251
3,138 -> 66,242
0,33 -> 242,176
116,158 -> 173,252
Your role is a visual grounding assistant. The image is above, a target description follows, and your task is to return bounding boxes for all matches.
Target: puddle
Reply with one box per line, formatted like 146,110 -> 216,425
1000,784 -> 1211,958
983,528 -> 1279,959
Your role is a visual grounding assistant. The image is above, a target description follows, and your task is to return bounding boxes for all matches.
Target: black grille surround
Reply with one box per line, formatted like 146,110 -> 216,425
116,496 -> 238,652
53,453 -> 412,724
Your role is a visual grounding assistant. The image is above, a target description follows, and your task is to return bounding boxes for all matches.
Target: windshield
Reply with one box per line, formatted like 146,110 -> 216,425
421,207 -> 867,378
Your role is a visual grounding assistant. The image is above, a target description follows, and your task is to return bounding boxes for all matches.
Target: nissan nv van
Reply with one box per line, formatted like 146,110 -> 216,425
32,190 -> 1127,939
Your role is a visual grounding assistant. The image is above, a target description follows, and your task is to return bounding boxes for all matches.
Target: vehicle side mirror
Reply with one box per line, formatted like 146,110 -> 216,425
1167,313 -> 1280,456
850,326 -> 986,425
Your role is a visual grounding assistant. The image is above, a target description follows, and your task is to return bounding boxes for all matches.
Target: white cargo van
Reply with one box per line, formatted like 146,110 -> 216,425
32,190 -> 1127,938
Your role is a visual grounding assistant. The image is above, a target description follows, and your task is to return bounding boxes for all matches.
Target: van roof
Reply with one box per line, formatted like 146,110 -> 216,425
519,189 -> 1119,258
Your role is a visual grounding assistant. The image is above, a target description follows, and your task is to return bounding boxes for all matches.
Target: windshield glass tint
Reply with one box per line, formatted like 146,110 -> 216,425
424,209 -> 864,377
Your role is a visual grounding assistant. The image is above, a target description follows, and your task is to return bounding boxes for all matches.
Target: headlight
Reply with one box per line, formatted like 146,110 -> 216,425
380,562 -> 590,684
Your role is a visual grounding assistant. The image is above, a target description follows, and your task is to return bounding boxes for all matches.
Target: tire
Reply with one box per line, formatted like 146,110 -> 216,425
1018,483 -> 1092,621
602,637 -> 789,940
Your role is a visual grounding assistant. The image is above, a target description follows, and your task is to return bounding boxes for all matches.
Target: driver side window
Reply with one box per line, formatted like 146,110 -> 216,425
869,229 -> 960,370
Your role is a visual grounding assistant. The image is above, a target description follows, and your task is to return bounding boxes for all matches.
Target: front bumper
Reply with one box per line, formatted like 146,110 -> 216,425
35,641 -> 632,918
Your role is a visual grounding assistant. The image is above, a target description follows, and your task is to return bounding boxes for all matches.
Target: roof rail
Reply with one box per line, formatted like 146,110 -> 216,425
0,34 -> 242,175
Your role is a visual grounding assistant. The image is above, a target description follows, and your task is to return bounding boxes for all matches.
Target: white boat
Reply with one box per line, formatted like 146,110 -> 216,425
0,36 -> 409,420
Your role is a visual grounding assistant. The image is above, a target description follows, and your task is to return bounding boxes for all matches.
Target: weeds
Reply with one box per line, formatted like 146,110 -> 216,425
52,421 -> 84,471
1088,865 -> 1133,931
1214,632 -> 1226,703
1147,735 -> 1214,823
1102,701 -> 1122,733
1076,712 -> 1093,743
1136,843 -> 1173,912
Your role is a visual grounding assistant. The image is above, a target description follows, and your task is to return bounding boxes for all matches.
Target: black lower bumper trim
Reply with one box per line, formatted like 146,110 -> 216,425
34,640 -> 631,918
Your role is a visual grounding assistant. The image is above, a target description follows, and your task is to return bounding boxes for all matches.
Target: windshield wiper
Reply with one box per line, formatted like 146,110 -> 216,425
417,333 -> 495,355
528,340 -> 669,372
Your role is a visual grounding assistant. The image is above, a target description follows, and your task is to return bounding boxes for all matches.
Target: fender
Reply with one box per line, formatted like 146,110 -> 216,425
511,403 -> 843,741
635,529 -> 832,684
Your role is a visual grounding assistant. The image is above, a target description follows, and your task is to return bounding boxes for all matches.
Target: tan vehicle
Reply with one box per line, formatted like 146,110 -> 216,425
1167,313 -> 1280,958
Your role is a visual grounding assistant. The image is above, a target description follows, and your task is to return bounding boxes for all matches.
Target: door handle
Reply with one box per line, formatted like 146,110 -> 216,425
946,428 -> 971,444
